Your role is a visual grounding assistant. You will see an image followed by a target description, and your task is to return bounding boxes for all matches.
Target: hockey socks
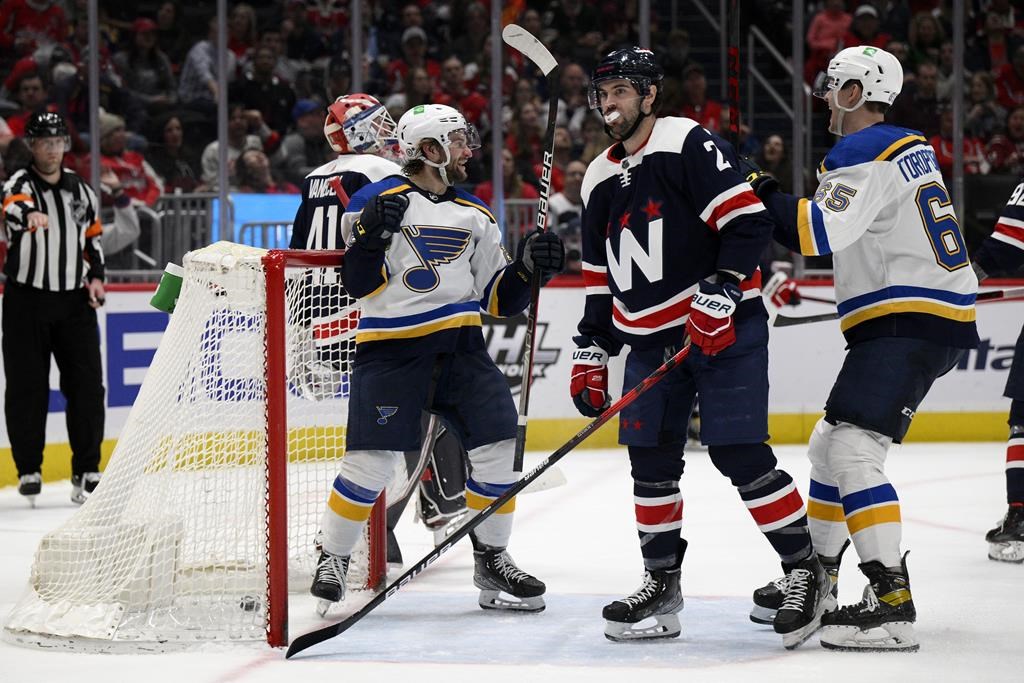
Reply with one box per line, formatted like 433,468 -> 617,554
632,481 -> 683,569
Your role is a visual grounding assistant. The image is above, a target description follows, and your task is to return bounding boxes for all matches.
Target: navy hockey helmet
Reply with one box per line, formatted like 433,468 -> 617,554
588,47 -> 664,109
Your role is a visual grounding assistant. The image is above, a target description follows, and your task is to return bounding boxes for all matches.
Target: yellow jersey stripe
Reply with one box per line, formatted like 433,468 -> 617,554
840,300 -> 977,332
466,490 -> 516,514
797,198 -> 817,255
875,134 -> 928,162
453,197 -> 496,223
356,312 -> 482,343
380,184 -> 412,196
846,503 -> 901,534
808,500 -> 846,523
364,265 -> 389,299
328,492 -> 375,522
487,270 -> 504,316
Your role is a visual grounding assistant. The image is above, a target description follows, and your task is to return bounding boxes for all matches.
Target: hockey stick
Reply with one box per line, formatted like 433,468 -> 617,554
328,177 -> 351,208
772,287 -> 1024,327
502,23 -> 560,473
285,343 -> 693,658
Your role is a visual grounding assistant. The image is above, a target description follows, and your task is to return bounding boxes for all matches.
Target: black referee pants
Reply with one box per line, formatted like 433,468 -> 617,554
2,282 -> 105,477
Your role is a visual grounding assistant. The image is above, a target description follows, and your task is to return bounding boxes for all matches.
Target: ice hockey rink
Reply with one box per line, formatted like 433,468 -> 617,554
0,443 -> 1021,683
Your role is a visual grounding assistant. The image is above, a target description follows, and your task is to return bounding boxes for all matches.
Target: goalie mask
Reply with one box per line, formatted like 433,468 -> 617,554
397,104 -> 480,187
813,46 -> 903,136
324,93 -> 398,155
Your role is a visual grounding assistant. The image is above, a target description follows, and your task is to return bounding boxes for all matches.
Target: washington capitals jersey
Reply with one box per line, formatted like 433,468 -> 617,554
763,123 -> 979,348
340,176 -> 532,358
578,116 -> 772,353
973,182 -> 1024,277
289,154 -> 400,249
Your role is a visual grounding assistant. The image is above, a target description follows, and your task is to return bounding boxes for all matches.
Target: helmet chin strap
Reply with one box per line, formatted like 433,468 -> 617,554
828,88 -> 867,137
423,145 -> 455,186
603,93 -> 651,142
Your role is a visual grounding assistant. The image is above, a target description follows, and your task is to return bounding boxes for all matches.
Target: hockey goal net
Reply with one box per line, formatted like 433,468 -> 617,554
3,242 -> 384,649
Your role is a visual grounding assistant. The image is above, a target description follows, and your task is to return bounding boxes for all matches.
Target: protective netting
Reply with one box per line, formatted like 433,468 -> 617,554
3,243 -> 377,648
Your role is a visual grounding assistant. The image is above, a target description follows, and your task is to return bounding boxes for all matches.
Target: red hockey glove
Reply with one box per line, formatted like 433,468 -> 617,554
685,279 -> 743,356
570,340 -> 611,417
762,270 -> 801,307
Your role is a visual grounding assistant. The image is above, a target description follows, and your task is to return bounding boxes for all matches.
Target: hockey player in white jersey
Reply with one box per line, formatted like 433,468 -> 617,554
746,46 -> 980,652
309,103 -> 564,614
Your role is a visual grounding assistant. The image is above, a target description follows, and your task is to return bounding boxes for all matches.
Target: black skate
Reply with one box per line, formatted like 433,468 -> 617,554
773,554 -> 838,649
310,550 -> 350,617
750,539 -> 849,625
603,540 -> 686,642
70,472 -> 101,505
18,473 -> 42,506
985,505 -> 1024,563
820,554 -> 918,652
473,544 -> 545,612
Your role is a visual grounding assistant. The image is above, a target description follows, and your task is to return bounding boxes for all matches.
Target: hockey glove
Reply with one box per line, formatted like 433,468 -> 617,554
762,270 -> 801,307
739,156 -> 779,198
570,337 -> 612,417
685,278 -> 743,356
517,230 -> 565,284
354,193 -> 409,251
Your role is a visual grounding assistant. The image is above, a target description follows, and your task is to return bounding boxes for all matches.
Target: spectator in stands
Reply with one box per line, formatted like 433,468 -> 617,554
178,17 -> 236,117
549,63 -> 591,138
243,30 -> 298,86
967,72 -> 1007,143
0,137 -> 32,181
434,56 -> 488,131
967,11 -> 1021,74
228,3 -> 259,60
0,0 -> 67,62
996,45 -> 1024,111
231,45 -> 297,138
386,26 -> 441,94
842,5 -> 890,50
889,61 -> 944,139
907,11 -> 945,70
233,148 -> 298,194
145,113 -> 201,193
472,148 -> 538,208
578,111 -> 611,164
449,2 -> 489,66
987,106 -> 1024,175
155,2 -> 189,68
5,72 -> 48,137
0,116 -> 13,153
279,98 -> 332,187
930,105 -> 988,178
506,100 -> 544,173
548,159 -> 586,275
884,39 -> 912,74
659,28 -> 697,78
805,0 -> 852,84
93,109 -> 164,207
879,0 -> 911,42
549,0 -> 602,60
112,18 -> 177,120
533,125 -> 573,195
504,76 -> 543,128
323,55 -> 352,103
281,0 -> 332,63
935,40 -> 961,101
201,104 -> 280,188
755,134 -> 801,195
680,64 -> 723,133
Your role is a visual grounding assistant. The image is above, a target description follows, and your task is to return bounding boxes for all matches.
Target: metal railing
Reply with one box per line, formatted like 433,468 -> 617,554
237,222 -> 294,249
153,192 -> 229,266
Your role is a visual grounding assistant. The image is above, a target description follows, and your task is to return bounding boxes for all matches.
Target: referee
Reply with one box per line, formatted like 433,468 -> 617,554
2,111 -> 106,506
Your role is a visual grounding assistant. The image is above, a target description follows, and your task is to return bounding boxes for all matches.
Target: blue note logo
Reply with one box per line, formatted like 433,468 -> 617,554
376,406 -> 398,425
402,225 -> 473,292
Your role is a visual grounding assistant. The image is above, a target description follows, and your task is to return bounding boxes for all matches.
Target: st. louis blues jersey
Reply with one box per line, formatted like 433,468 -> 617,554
578,116 -> 773,353
289,154 -> 400,249
340,176 -> 532,358
763,123 -> 979,348
973,181 -> 1024,277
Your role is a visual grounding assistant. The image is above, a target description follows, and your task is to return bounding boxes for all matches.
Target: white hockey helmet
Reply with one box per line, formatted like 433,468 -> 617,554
396,103 -> 480,185
323,93 -> 398,154
813,46 -> 904,111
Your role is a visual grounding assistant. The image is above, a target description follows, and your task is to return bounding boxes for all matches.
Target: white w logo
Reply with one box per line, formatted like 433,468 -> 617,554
606,218 -> 663,292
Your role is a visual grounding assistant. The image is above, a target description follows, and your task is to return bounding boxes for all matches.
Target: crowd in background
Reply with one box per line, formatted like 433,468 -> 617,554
0,0 -> 1020,251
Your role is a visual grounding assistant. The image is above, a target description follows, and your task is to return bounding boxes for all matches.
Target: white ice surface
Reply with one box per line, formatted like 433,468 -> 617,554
1,443 -> 1022,682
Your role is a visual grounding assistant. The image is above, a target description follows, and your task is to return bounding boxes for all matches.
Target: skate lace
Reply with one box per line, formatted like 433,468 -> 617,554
770,575 -> 790,591
622,572 -> 660,608
835,585 -> 880,618
778,568 -> 811,612
316,555 -> 347,588
493,552 -> 530,583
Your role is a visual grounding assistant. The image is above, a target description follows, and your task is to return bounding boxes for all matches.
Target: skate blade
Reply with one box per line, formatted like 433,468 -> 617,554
478,590 -> 545,613
780,593 -> 837,650
23,494 -> 39,508
749,605 -> 777,625
819,622 -> 919,652
315,598 -> 336,618
987,541 -> 1024,563
71,491 -> 86,505
604,614 -> 681,642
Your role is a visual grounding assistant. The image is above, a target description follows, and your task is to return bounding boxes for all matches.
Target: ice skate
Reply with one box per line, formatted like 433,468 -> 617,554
18,473 -> 42,507
310,550 -> 350,617
70,472 -> 101,505
985,505 -> 1024,563
773,554 -> 838,649
603,540 -> 685,642
820,554 -> 918,652
751,539 -> 848,625
473,544 -> 545,612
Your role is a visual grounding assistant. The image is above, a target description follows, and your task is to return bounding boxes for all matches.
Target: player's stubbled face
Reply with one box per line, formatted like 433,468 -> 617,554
445,131 -> 472,183
596,79 -> 643,140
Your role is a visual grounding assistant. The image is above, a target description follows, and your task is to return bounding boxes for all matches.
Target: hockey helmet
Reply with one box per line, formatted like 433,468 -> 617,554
397,104 -> 480,185
25,111 -> 70,151
324,93 -> 398,154
813,46 -> 903,111
588,46 -> 664,109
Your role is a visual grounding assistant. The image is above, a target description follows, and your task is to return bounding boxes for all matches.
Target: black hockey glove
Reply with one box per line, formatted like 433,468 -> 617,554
354,193 -> 409,251
738,156 -> 779,198
516,230 -> 565,284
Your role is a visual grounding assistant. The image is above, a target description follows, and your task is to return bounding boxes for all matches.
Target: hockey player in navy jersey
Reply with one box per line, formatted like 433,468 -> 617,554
972,184 -> 1024,564
570,47 -> 829,648
309,103 -> 564,615
746,46 -> 980,651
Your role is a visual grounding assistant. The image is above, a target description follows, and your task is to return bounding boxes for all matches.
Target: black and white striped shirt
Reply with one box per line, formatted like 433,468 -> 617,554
2,166 -> 105,290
